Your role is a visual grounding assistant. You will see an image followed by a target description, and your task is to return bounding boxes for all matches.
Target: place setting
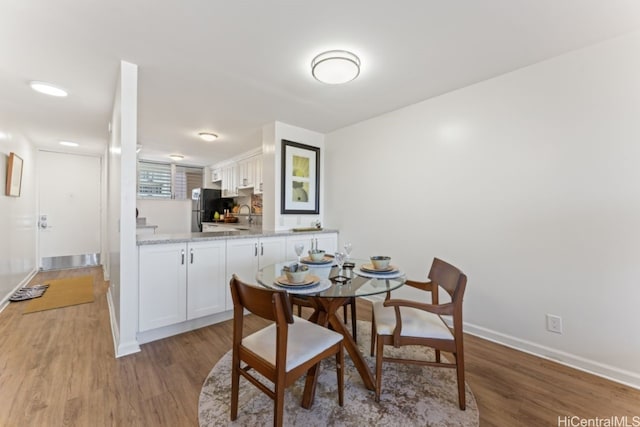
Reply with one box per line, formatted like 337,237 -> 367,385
354,255 -> 404,279
272,262 -> 331,294
299,248 -> 334,266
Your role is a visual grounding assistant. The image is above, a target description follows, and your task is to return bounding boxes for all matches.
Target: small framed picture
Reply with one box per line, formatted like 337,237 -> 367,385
5,152 -> 24,197
281,139 -> 320,214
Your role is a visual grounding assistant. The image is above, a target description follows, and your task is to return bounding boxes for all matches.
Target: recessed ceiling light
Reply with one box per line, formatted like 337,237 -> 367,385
198,132 -> 218,142
169,154 -> 184,161
59,140 -> 79,147
311,50 -> 361,84
30,81 -> 68,97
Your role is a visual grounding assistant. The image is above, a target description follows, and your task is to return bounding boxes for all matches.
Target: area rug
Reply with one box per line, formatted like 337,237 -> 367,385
23,275 -> 94,314
199,320 -> 479,426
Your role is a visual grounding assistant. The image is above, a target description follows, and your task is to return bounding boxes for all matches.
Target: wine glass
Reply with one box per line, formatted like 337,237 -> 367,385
334,252 -> 346,273
343,242 -> 353,260
294,243 -> 305,264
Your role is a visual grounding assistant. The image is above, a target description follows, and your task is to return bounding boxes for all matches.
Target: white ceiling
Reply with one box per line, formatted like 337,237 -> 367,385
1,1 -> 639,167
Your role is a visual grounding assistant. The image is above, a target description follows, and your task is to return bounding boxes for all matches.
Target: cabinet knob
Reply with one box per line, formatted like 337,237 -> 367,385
190,248 -> 194,264
181,249 -> 185,265
254,243 -> 258,256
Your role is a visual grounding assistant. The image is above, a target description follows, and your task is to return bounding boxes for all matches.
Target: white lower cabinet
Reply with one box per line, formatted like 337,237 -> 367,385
225,236 -> 286,309
139,243 -> 187,332
139,240 -> 226,332
187,240 -> 226,320
285,232 -> 338,260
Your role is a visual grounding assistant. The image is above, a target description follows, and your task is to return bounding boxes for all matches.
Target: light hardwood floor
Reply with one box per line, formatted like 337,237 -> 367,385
0,267 -> 638,426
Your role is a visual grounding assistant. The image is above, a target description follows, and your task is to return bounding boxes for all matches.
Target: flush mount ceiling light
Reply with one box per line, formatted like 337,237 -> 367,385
30,81 -> 68,97
59,140 -> 79,147
311,50 -> 361,84
169,154 -> 184,161
198,132 -> 218,142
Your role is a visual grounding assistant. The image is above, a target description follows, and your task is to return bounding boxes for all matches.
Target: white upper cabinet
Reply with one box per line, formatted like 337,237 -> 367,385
253,154 -> 263,194
211,148 -> 262,196
221,164 -> 238,197
211,167 -> 222,182
237,157 -> 255,188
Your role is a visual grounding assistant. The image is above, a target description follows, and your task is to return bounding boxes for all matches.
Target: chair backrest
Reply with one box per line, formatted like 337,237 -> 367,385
230,274 -> 294,323
428,257 -> 467,305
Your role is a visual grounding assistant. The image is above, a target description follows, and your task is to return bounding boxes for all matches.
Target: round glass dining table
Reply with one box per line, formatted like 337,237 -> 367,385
256,258 -> 405,407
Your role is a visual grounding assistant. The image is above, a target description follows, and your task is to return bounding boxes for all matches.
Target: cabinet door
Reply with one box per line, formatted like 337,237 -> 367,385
139,243 -> 187,332
238,158 -> 254,188
187,240 -> 226,320
211,168 -> 221,182
221,167 -> 229,196
285,234 -> 314,261
253,155 -> 263,194
222,165 -> 238,197
226,238 -> 259,309
259,236 -> 287,268
230,164 -> 238,195
315,233 -> 338,254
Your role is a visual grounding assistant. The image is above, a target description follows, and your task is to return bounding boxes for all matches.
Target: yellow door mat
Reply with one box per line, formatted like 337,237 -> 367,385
23,275 -> 95,314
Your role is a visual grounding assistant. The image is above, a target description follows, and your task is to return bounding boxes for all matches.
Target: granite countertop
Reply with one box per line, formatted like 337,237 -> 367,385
137,227 -> 337,245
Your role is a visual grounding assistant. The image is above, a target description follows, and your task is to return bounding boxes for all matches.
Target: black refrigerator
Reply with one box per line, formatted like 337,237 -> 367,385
191,188 -> 232,232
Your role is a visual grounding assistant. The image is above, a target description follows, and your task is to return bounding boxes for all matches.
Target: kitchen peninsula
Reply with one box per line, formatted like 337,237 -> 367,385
136,228 -> 338,343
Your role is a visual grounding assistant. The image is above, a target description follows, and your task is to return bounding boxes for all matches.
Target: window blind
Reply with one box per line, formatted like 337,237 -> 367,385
174,166 -> 203,199
138,161 -> 203,199
137,161 -> 172,198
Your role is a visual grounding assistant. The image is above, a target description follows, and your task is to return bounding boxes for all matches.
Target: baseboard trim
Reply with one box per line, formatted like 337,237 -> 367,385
106,288 -> 140,358
137,310 -> 234,344
0,268 -> 39,313
463,322 -> 640,391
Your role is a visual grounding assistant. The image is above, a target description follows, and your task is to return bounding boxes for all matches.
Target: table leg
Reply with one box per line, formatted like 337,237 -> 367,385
327,310 -> 375,391
301,297 -> 375,409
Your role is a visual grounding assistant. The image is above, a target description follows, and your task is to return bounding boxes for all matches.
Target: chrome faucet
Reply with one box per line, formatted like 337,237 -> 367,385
238,204 -> 252,225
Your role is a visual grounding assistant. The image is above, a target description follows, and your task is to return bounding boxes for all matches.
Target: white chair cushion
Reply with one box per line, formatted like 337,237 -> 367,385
241,315 -> 343,372
372,300 -> 453,340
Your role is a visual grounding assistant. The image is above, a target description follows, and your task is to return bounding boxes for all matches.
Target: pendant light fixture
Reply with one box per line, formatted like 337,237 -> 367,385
311,50 -> 361,84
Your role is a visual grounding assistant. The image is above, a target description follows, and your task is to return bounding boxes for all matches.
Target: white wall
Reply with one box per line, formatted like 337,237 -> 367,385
136,199 -> 191,234
262,121 -> 325,231
0,131 -> 37,304
324,31 -> 640,387
107,61 -> 140,357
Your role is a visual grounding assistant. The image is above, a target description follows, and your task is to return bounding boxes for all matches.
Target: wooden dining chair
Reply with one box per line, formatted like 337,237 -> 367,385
370,258 -> 468,409
230,274 -> 345,427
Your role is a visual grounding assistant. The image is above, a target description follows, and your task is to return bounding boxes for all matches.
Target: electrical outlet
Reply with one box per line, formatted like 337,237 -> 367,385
546,314 -> 563,334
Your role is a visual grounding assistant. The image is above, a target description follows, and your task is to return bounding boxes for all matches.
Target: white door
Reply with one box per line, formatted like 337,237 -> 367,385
38,151 -> 101,268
